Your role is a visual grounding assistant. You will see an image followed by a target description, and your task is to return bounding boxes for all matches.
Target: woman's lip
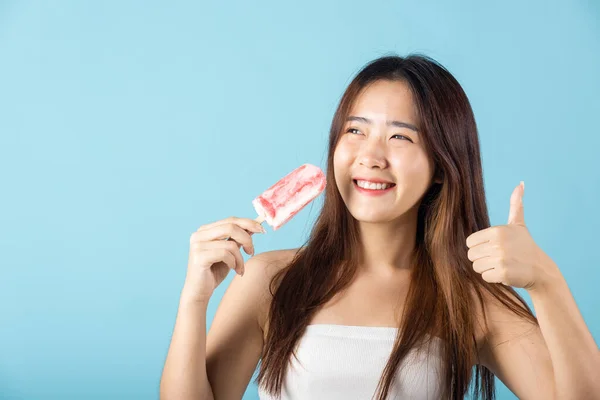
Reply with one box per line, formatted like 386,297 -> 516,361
352,180 -> 396,196
352,177 -> 395,184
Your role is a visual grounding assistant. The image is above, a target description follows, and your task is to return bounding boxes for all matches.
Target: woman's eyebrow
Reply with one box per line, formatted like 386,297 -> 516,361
346,116 -> 419,133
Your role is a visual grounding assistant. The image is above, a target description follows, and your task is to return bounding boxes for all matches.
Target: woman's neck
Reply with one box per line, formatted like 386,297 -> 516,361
356,211 -> 418,277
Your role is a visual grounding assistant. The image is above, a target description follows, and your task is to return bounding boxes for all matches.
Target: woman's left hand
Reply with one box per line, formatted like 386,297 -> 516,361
466,182 -> 561,291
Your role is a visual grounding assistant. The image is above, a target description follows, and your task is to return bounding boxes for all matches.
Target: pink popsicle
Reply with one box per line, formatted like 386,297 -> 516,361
252,164 -> 326,230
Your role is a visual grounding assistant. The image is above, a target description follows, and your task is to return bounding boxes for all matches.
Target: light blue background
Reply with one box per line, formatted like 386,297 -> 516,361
1,1 -> 598,399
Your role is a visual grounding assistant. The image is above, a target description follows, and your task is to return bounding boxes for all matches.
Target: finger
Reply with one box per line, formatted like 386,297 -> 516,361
466,226 -> 497,248
198,217 -> 265,234
200,248 -> 239,275
197,240 -> 245,275
481,267 -> 508,285
467,241 -> 500,262
472,256 -> 498,274
507,181 -> 525,226
193,223 -> 255,256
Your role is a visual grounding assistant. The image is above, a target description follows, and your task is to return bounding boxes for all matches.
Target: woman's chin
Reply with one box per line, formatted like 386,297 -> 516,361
349,210 -> 395,224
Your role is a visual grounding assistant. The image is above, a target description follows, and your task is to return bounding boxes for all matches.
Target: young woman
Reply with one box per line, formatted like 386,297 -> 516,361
160,55 -> 600,400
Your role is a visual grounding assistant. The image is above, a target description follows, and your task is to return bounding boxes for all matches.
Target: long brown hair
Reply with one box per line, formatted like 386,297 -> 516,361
256,54 -> 537,399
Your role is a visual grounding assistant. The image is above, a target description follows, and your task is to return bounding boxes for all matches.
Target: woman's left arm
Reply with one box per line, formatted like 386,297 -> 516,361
467,182 -> 600,400
528,266 -> 600,399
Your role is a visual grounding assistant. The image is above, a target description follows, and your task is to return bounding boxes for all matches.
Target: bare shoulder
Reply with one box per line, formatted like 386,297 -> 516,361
469,286 -> 555,398
205,248 -> 300,399
243,248 -> 301,335
243,248 -> 300,292
249,247 -> 300,275
469,285 -> 537,352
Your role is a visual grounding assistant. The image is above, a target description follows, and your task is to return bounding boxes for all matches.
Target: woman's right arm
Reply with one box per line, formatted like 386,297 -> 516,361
159,217 -> 267,400
160,296 -> 215,400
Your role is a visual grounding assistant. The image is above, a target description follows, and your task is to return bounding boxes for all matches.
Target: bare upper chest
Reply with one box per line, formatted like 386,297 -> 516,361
305,271 -> 487,350
260,263 -> 487,352
308,271 -> 411,327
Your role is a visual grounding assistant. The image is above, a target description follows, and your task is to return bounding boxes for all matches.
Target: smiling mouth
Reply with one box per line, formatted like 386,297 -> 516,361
353,179 -> 396,191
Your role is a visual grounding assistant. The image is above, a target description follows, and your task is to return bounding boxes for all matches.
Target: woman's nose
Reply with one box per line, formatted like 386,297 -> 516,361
358,140 -> 388,169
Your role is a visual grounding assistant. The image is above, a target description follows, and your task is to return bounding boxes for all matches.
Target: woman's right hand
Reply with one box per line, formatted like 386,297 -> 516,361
182,217 -> 266,304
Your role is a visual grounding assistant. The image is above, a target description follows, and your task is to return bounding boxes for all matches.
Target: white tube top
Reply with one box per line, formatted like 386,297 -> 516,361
257,324 -> 443,400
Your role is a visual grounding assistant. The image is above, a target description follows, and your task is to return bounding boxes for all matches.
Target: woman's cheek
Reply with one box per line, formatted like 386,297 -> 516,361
390,153 -> 431,188
333,142 -> 355,166
405,155 -> 434,189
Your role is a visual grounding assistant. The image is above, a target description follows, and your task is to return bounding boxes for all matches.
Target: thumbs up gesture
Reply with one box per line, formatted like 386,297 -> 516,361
466,182 -> 559,291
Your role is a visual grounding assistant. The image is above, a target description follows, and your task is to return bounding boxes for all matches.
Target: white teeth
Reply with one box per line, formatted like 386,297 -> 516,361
356,180 -> 393,190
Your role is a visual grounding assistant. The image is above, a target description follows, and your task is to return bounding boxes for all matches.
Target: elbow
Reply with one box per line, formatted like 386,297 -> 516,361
160,387 -> 213,400
159,363 -> 215,400
159,377 -> 214,400
159,377 -> 177,400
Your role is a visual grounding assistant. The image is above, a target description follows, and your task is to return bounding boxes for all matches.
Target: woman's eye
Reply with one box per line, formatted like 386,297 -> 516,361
347,128 -> 362,135
392,134 -> 412,142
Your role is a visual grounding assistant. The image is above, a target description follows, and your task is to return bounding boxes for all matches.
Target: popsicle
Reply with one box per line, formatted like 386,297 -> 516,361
252,164 -> 326,230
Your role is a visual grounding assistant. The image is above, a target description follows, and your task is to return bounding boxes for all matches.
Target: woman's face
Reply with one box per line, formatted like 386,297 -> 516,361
333,79 -> 436,223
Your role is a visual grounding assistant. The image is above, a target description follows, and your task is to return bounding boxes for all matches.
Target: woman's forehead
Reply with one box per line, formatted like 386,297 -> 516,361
349,81 -> 418,126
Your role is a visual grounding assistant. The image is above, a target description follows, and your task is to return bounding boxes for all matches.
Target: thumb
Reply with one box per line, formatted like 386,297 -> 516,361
508,181 -> 525,225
